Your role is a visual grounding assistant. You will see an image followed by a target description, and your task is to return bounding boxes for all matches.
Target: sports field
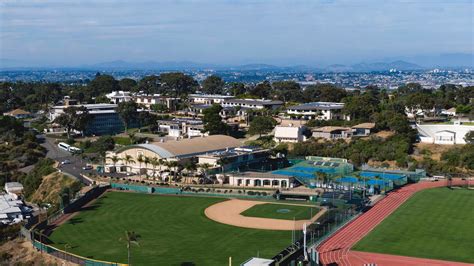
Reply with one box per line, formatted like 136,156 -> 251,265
353,187 -> 474,263
48,192 -> 291,265
241,203 -> 319,220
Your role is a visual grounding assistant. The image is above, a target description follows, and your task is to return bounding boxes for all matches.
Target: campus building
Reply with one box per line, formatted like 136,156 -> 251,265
134,94 -> 180,111
3,108 -> 32,119
49,100 -> 134,136
274,125 -> 308,143
228,171 -> 294,188
188,94 -> 235,105
105,135 -> 243,174
197,146 -> 270,171
221,98 -> 283,110
286,102 -> 348,120
416,123 -> 474,145
157,118 -> 206,138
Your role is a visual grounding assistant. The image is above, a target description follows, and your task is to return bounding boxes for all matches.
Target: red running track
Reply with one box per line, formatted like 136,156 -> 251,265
316,179 -> 471,266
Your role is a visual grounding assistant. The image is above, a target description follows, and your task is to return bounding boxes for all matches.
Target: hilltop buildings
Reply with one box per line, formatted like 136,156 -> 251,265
416,122 -> 474,145
286,102 -> 348,120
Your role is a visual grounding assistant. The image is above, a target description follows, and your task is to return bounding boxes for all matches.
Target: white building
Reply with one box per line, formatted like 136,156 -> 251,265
416,123 -> 474,145
228,172 -> 293,188
286,102 -> 348,120
49,103 -> 118,121
222,99 -> 283,110
188,94 -> 235,105
274,125 -> 308,143
134,94 -> 180,111
0,194 -> 24,225
105,91 -> 133,104
4,182 -> 23,196
157,118 -> 206,138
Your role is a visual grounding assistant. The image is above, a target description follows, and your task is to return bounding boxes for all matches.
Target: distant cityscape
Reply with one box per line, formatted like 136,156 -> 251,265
1,68 -> 473,89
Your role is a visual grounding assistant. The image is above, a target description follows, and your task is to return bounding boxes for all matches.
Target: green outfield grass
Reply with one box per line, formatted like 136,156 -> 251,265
48,192 -> 291,265
241,203 -> 319,220
353,188 -> 474,263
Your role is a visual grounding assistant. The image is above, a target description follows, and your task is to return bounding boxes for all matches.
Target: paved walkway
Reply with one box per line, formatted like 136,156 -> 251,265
316,179 -> 470,266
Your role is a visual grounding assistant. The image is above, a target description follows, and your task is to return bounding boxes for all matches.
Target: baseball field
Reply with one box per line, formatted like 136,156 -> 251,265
48,192 -> 293,265
241,203 -> 319,220
353,187 -> 474,263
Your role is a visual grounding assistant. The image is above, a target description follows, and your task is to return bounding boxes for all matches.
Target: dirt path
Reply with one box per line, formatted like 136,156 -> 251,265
204,199 -> 326,231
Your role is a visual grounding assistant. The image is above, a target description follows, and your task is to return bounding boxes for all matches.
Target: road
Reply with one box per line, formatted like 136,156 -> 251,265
39,134 -> 94,185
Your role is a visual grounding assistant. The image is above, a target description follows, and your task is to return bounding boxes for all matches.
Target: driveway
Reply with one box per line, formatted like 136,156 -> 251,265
39,134 -> 94,185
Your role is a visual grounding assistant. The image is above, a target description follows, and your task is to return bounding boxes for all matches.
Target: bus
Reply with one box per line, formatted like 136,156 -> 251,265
58,142 -> 71,151
68,146 -> 82,154
57,142 -> 82,154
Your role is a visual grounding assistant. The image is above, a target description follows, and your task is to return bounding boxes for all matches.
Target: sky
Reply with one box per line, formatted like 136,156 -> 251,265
0,0 -> 473,67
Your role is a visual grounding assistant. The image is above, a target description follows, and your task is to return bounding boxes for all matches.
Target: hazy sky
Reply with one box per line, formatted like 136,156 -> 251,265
1,0 -> 473,66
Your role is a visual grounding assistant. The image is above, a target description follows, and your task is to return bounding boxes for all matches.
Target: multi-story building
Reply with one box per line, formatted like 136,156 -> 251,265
274,125 -> 308,143
157,118 -> 206,138
222,98 -> 283,110
105,91 -> 133,104
286,102 -> 348,120
49,100 -> 133,136
134,94 -> 180,111
188,94 -> 235,105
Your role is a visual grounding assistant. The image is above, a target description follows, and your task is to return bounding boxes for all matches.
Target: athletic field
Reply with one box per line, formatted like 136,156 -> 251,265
353,187 -> 474,263
241,203 -> 319,220
49,192 -> 291,265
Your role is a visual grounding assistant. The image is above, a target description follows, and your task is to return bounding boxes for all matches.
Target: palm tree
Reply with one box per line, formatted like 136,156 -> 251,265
198,163 -> 211,183
143,156 -> 151,178
167,161 -> 180,183
315,172 -> 329,188
106,155 -> 121,173
123,154 -> 135,174
120,231 -> 140,266
150,157 -> 159,179
137,154 -> 145,180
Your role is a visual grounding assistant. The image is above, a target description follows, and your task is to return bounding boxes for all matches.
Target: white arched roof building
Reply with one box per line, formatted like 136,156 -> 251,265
106,135 -> 242,174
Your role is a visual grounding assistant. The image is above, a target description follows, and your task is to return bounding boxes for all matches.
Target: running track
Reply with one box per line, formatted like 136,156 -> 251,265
316,179 -> 472,266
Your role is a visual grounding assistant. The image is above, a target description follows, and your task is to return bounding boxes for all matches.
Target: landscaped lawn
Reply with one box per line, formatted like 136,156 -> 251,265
49,192 -> 291,265
241,203 -> 319,220
353,188 -> 474,263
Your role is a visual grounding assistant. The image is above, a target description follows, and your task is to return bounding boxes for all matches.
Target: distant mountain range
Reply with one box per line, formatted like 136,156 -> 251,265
86,60 -> 423,72
1,53 -> 472,71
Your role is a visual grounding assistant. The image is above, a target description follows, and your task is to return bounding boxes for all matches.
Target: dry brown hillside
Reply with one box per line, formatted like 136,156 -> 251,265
30,172 -> 80,205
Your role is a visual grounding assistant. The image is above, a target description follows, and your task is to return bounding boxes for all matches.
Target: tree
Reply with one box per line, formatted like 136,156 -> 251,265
250,81 -> 272,98
202,104 -> 229,135
120,231 -> 140,266
117,101 -> 139,132
315,172 -> 329,187
143,156 -> 151,177
119,78 -> 138,91
303,84 -> 347,102
465,131 -> 474,144
201,75 -> 225,94
272,81 -> 303,102
229,82 -> 246,96
248,116 -> 276,137
88,74 -> 120,97
159,72 -> 198,96
137,155 -> 144,179
150,103 -> 169,113
166,161 -> 180,183
123,154 -> 135,174
54,106 -> 90,137
343,92 -> 379,121
137,75 -> 161,95
107,155 -> 121,172
150,157 -> 159,179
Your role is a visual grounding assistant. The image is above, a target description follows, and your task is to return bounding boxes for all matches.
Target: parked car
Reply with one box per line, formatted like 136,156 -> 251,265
82,164 -> 93,170
61,160 -> 71,165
